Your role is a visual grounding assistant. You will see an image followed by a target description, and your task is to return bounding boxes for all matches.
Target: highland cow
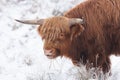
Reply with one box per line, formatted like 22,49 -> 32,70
16,0 -> 120,74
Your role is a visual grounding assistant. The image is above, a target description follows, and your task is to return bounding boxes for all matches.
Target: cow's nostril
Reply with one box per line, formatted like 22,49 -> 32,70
49,50 -> 53,53
46,54 -> 51,56
50,49 -> 56,53
44,49 -> 55,54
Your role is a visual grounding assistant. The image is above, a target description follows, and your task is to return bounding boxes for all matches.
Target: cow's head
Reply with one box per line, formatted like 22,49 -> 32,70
16,16 -> 84,59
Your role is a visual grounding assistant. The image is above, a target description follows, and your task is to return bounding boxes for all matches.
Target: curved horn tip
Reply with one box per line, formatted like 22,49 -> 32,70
15,19 -> 19,22
15,19 -> 44,25
15,19 -> 24,23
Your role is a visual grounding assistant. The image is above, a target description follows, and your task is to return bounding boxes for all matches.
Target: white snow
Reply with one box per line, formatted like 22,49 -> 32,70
0,0 -> 120,80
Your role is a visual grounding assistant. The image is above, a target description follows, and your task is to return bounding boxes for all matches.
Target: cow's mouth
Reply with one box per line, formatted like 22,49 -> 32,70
46,54 -> 56,59
45,49 -> 60,59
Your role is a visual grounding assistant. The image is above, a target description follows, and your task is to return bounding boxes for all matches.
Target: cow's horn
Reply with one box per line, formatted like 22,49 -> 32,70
69,18 -> 84,26
15,19 -> 44,25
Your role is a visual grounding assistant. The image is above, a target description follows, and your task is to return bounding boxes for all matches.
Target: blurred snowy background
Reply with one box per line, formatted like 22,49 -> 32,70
0,0 -> 120,80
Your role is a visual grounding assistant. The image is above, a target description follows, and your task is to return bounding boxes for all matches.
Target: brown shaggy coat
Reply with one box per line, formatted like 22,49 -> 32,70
37,0 -> 120,74
64,0 -> 120,73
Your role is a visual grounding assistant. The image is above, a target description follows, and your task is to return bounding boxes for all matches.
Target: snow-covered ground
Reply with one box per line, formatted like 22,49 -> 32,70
0,0 -> 120,80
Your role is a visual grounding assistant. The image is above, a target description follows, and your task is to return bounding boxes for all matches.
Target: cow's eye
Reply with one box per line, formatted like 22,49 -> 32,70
59,33 -> 65,39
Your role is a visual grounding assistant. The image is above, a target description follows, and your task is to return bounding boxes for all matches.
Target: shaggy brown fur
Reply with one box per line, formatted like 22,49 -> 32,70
38,17 -> 72,58
38,0 -> 120,74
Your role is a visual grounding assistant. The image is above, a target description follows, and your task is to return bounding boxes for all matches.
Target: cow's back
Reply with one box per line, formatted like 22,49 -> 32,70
63,0 -> 120,73
64,0 -> 120,55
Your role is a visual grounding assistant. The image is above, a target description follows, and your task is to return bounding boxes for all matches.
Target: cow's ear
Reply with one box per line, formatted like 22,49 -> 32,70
70,24 -> 84,40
